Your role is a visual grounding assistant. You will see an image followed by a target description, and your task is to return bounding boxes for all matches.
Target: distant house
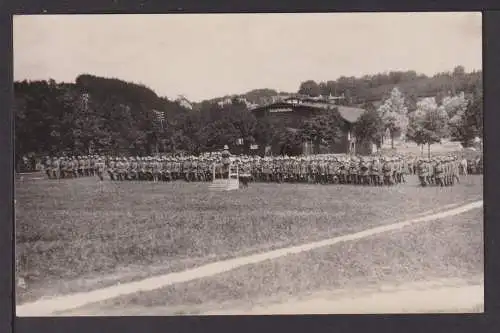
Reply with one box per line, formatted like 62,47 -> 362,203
217,97 -> 234,107
250,95 -> 371,155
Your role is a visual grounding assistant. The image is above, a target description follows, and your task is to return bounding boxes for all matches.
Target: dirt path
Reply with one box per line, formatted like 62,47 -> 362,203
16,200 -> 483,316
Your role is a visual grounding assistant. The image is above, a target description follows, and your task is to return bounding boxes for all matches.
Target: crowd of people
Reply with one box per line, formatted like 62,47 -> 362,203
40,150 -> 483,187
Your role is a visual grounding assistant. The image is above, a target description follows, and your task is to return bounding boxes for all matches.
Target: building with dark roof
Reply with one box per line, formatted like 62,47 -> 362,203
250,96 -> 372,155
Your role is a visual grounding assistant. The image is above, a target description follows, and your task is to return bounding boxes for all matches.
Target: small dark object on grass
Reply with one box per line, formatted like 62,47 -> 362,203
240,176 -> 249,188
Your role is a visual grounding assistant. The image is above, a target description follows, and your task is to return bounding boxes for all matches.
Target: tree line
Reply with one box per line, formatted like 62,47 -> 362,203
14,75 -> 344,162
14,67 -> 482,168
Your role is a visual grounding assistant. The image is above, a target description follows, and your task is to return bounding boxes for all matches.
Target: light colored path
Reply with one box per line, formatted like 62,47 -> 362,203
16,200 -> 483,317
204,283 -> 484,315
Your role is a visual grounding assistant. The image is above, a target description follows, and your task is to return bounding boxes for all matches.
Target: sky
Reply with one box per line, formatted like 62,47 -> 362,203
14,12 -> 482,102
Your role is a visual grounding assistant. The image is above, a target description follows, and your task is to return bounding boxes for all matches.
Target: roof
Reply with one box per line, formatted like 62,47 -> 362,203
337,106 -> 366,123
251,102 -> 366,123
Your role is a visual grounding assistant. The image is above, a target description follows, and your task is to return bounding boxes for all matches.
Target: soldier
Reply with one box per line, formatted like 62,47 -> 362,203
44,156 -> 53,179
114,157 -> 123,181
191,156 -> 199,182
350,157 -> 360,185
107,157 -> 116,181
60,157 -> 69,179
371,157 -> 382,186
147,157 -> 156,181
89,156 -> 96,177
95,156 -> 106,181
170,157 -> 178,181
426,158 -> 435,186
400,157 -> 407,184
239,157 -> 251,188
71,156 -> 79,178
128,157 -> 137,180
326,157 -> 336,184
318,157 -> 328,184
434,158 -> 445,187
417,158 -> 427,186
152,157 -> 161,182
298,157 -> 306,183
452,156 -> 460,185
382,157 -> 393,186
443,157 -> 450,186
122,157 -> 131,181
338,158 -> 347,184
82,156 -> 89,177
261,158 -> 270,182
394,157 -> 402,184
460,157 -> 468,176
181,157 -> 191,182
359,157 -> 370,185
50,157 -> 61,179
77,156 -> 84,177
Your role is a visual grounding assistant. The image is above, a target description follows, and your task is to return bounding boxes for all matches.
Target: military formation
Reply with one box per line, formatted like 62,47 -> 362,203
41,153 -> 482,187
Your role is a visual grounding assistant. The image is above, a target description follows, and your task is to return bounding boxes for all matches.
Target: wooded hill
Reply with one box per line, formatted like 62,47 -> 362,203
14,66 -> 482,164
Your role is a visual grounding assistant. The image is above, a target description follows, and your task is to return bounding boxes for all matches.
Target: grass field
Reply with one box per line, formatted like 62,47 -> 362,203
15,175 -> 483,304
65,207 -> 482,315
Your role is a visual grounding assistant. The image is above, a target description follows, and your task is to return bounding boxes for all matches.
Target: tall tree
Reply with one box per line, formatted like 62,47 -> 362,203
407,97 -> 449,157
298,80 -> 321,97
299,109 -> 344,152
353,105 -> 385,149
377,87 -> 409,148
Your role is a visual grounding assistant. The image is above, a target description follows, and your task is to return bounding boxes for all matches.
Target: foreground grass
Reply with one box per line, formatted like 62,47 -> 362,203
15,175 -> 482,303
81,207 -> 482,315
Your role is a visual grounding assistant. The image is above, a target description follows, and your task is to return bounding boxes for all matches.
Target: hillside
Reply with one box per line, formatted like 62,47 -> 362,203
201,67 -> 482,110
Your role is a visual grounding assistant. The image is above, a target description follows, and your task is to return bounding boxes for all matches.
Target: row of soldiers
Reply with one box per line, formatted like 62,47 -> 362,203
41,153 -> 475,187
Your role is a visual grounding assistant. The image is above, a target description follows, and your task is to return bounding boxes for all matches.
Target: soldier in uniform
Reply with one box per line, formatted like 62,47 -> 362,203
452,156 -> 460,185
370,157 -> 382,186
107,157 -> 116,181
89,156 -> 95,177
95,156 -> 106,181
122,157 -> 131,181
77,156 -> 84,177
220,145 -> 231,180
434,158 -> 445,187
71,156 -> 79,178
261,158 -> 270,182
114,157 -> 123,181
382,157 -> 393,186
192,156 -> 200,182
147,157 -> 156,181
151,157 -> 161,182
44,156 -> 53,179
338,157 -> 347,184
239,157 -> 251,188
460,157 -> 468,176
326,157 -> 337,184
128,157 -> 138,180
60,157 -> 69,179
82,156 -> 89,177
443,157 -> 450,186
170,157 -> 178,181
417,158 -> 427,186
350,157 -> 360,185
298,157 -> 307,183
359,157 -> 369,185
160,157 -> 169,182
182,157 -> 191,182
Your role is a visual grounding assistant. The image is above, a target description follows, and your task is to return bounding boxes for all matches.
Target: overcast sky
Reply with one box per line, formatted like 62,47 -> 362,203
14,12 -> 482,102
